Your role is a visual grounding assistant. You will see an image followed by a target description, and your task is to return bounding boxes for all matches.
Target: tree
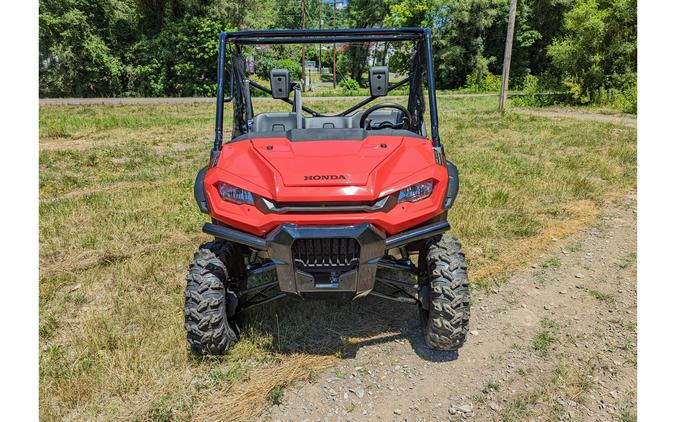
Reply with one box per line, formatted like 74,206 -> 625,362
38,0 -> 637,103
40,0 -> 127,97
547,0 -> 636,103
343,0 -> 389,84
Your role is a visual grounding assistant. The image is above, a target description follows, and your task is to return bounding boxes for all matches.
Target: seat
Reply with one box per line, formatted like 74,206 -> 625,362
252,108 -> 404,132
251,112 -> 299,132
302,116 -> 350,129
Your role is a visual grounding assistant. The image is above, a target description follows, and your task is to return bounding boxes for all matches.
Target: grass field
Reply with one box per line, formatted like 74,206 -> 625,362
39,96 -> 636,421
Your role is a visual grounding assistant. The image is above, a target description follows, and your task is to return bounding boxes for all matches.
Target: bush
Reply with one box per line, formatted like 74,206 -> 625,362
594,75 -> 637,114
338,78 -> 360,94
464,71 -> 501,93
40,8 -> 124,97
125,17 -> 229,96
512,71 -> 635,113
512,74 -> 568,107
276,59 -> 302,81
547,0 -> 636,112
254,56 -> 302,82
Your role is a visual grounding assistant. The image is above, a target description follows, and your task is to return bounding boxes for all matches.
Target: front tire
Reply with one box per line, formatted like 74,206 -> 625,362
184,240 -> 244,355
418,235 -> 471,351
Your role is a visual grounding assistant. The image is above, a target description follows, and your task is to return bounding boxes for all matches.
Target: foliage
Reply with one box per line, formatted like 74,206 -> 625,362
39,0 -> 637,110
39,0 -> 124,97
464,71 -> 502,93
547,0 -> 636,108
126,17 -> 231,97
511,73 -> 568,107
593,74 -> 637,113
254,56 -> 302,83
338,78 -> 360,94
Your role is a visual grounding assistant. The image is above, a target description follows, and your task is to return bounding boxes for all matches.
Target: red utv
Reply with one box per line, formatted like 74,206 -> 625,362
186,28 -> 470,355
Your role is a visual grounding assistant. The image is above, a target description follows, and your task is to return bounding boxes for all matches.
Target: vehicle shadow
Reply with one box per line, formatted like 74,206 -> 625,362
241,291 -> 460,363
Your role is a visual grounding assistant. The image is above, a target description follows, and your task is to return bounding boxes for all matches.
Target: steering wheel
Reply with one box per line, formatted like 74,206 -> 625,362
359,102 -> 413,130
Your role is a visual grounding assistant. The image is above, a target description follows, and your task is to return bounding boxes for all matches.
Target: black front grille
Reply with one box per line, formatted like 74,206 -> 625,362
292,238 -> 360,271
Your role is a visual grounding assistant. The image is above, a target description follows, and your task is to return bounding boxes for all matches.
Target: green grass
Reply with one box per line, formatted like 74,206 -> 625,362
484,380 -> 500,392
471,393 -> 486,403
532,318 -> 558,356
621,408 -> 637,422
266,386 -> 284,405
618,252 -> 637,269
39,95 -> 636,420
542,256 -> 561,268
589,289 -> 616,304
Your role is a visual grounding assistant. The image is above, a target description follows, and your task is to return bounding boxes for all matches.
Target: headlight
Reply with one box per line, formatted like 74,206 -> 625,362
398,179 -> 434,203
217,182 -> 254,205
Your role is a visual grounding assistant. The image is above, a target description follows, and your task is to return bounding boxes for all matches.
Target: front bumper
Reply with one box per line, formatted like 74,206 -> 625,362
203,220 -> 449,298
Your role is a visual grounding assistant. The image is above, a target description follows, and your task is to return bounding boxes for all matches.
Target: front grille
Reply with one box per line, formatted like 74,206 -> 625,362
257,196 -> 395,214
292,238 -> 360,271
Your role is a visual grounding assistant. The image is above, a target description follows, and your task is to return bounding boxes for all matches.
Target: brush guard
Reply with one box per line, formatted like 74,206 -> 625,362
203,220 -> 449,305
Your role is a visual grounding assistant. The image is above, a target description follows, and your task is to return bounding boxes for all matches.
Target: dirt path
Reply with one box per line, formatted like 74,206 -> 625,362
264,194 -> 637,421
515,108 -> 637,128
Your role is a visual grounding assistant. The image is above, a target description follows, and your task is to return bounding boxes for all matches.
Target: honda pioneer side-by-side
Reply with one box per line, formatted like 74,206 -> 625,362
185,28 -> 470,355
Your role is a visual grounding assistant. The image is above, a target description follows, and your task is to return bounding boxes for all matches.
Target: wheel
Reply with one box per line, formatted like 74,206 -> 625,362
418,235 -> 471,351
184,240 -> 245,355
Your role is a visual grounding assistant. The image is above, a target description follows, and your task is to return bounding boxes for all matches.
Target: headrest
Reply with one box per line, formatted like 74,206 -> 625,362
369,66 -> 389,97
270,68 -> 291,99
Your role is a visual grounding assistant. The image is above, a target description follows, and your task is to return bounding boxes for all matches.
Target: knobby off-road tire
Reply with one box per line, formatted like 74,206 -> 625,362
184,240 -> 245,355
418,235 -> 471,351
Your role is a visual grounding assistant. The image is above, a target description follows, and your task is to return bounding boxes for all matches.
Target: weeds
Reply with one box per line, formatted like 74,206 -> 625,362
621,409 -> 637,422
266,387 -> 284,406
471,393 -> 486,403
567,241 -> 583,252
501,362 -> 594,421
619,340 -> 635,353
590,290 -> 616,304
533,331 -> 555,355
533,318 -> 558,356
543,257 -> 561,268
484,380 -> 501,393
618,252 -> 637,269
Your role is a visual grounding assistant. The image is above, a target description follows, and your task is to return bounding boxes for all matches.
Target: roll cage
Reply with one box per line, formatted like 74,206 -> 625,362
210,27 -> 441,166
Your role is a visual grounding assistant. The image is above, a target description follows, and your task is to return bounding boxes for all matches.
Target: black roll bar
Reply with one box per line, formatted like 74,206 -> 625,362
338,77 -> 410,117
212,27 -> 442,159
233,35 -> 420,45
227,27 -> 426,38
211,32 -> 227,165
423,28 -> 441,147
248,79 -> 322,117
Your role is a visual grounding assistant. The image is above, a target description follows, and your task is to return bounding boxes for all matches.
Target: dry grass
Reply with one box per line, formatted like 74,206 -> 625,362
193,354 -> 335,422
471,200 -> 600,285
39,96 -> 636,420
501,362 -> 595,421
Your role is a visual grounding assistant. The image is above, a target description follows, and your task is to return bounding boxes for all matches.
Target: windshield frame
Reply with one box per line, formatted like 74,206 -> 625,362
210,28 -> 441,165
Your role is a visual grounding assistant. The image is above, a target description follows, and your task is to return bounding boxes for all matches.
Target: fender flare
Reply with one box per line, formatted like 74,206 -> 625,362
443,160 -> 459,209
194,166 -> 210,213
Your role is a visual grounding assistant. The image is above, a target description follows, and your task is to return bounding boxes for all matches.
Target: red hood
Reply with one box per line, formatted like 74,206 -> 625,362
251,136 -> 403,187
210,134 -> 441,202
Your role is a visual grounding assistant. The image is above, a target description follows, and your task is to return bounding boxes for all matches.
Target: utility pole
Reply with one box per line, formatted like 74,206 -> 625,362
301,0 -> 306,91
499,0 -> 518,113
318,0 -> 323,78
332,0 -> 337,88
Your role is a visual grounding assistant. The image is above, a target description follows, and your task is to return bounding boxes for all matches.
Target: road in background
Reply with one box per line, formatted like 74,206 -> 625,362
39,93 -> 524,106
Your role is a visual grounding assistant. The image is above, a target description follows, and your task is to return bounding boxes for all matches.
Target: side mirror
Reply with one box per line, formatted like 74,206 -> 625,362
369,66 -> 389,97
270,68 -> 291,99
